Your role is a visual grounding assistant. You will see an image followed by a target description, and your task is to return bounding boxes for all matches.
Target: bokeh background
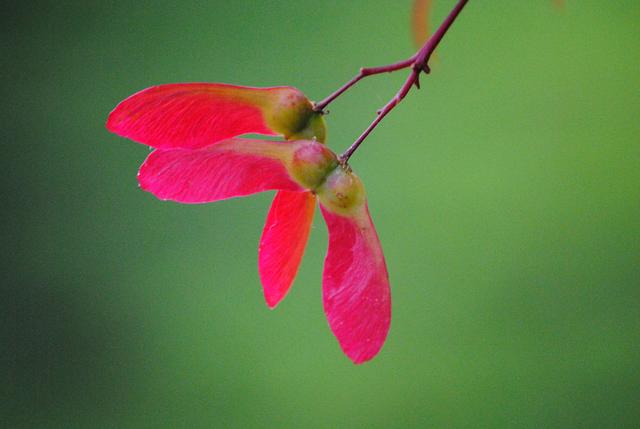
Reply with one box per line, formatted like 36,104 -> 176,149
3,1 -> 639,427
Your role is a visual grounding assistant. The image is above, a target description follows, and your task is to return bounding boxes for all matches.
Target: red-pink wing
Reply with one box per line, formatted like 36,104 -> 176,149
259,190 -> 316,308
138,138 -> 303,203
320,203 -> 391,364
107,83 -> 288,149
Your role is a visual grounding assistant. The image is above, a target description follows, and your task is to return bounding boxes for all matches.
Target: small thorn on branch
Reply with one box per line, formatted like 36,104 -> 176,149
414,74 -> 421,89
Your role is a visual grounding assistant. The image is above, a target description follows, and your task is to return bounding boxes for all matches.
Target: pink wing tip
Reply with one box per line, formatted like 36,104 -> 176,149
259,264 -> 291,309
327,294 -> 391,365
264,291 -> 284,310
105,106 -> 126,137
105,109 -> 121,134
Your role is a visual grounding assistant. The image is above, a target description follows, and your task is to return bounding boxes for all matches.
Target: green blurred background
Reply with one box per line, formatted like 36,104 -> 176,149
3,1 -> 639,427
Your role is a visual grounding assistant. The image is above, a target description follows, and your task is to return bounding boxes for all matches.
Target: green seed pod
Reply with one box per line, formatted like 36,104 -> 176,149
267,89 -> 326,143
317,166 -> 366,216
289,113 -> 327,143
290,141 -> 338,190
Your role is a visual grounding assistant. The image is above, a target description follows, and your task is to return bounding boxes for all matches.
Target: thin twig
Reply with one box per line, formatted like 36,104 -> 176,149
331,0 -> 470,163
313,57 -> 415,113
